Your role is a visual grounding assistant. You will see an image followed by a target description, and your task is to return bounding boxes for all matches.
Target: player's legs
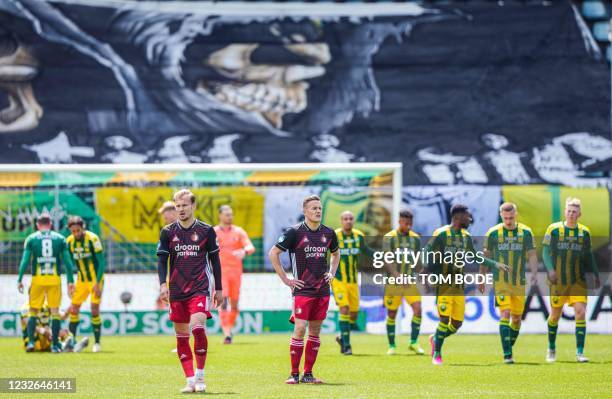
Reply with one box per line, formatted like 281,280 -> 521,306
384,294 -> 401,352
288,317 -> 307,382
170,299 -> 195,392
348,283 -> 360,331
332,279 -> 351,353
407,296 -> 423,353
227,273 -> 242,335
547,300 -> 564,362
302,319 -> 323,383
69,282 -> 90,340
508,295 -> 525,349
571,300 -> 587,361
90,281 -> 103,349
26,284 -> 44,351
190,311 -> 208,392
498,307 -> 513,361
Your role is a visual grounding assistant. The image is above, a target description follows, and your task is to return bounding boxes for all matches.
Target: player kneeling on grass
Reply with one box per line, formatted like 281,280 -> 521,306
19,302 -> 73,352
157,189 -> 223,394
333,211 -> 365,355
17,213 -> 75,353
542,197 -> 600,363
66,216 -> 105,353
269,195 -> 340,385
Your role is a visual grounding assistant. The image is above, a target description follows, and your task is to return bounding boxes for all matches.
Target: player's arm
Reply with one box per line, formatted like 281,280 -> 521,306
478,233 -> 493,293
60,238 -> 75,297
583,231 -> 600,288
467,235 -> 509,272
381,236 -> 401,278
268,228 -> 303,289
205,228 -> 223,307
325,233 -> 340,283
240,228 -> 255,255
541,225 -> 558,284
156,228 -> 170,302
91,234 -> 105,282
17,238 -> 31,293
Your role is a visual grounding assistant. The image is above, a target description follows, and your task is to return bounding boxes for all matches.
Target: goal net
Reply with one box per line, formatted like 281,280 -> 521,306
0,163 -> 401,275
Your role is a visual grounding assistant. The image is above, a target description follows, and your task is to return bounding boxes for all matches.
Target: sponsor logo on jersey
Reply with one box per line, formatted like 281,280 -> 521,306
304,245 -> 327,259
174,243 -> 200,257
172,236 -> 180,242
197,302 -> 204,308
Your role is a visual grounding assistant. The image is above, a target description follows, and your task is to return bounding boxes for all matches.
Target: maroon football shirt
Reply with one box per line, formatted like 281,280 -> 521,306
276,222 -> 339,298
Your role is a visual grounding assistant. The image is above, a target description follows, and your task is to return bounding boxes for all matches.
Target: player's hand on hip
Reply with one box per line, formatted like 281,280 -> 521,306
323,272 -> 333,283
68,283 -> 75,298
159,283 -> 169,303
17,282 -> 23,294
284,278 -> 304,290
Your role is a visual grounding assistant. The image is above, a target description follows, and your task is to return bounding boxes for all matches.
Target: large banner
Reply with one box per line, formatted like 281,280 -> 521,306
0,1 -> 609,185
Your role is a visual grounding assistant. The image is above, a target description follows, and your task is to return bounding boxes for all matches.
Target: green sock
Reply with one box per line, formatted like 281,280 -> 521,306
69,314 -> 80,338
499,318 -> 512,356
575,320 -> 586,354
446,323 -> 458,338
92,315 -> 102,344
509,322 -> 520,347
51,315 -> 61,347
434,322 -> 448,353
410,316 -> 421,345
339,314 -> 351,348
386,316 -> 396,347
547,318 -> 558,350
350,320 -> 358,331
26,314 -> 38,346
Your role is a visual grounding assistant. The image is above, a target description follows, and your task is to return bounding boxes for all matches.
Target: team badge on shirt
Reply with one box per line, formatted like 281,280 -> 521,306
191,232 -> 199,242
321,236 -> 327,243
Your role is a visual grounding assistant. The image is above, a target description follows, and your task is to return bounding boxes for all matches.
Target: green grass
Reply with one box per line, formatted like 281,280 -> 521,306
1,334 -> 611,398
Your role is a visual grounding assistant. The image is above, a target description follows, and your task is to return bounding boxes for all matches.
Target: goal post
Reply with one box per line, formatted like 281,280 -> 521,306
0,162 -> 402,274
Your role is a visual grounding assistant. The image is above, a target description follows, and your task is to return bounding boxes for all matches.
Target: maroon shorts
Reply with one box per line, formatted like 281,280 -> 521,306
169,295 -> 211,323
290,295 -> 330,322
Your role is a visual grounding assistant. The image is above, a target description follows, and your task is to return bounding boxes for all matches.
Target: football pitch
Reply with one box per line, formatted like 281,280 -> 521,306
1,334 -> 611,398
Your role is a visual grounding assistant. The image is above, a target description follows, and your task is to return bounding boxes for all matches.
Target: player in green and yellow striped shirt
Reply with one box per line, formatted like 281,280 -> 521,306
332,211 -> 364,355
543,197 -> 600,363
480,202 -> 539,364
382,210 -> 424,356
66,216 -> 105,353
17,213 -> 75,353
424,204 -> 509,365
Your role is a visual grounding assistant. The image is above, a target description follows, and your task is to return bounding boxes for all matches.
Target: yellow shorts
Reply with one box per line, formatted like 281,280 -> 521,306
29,284 -> 61,309
72,281 -> 103,306
332,280 -> 360,313
495,295 -> 526,315
550,295 -> 587,308
384,285 -> 421,311
436,295 -> 465,322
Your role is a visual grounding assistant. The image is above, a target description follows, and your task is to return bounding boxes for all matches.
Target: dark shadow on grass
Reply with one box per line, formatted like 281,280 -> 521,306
346,354 -> 377,357
512,362 -> 542,366
447,363 -> 496,367
194,392 -> 238,396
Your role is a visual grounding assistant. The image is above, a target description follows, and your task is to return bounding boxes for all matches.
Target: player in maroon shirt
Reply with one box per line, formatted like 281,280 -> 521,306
269,195 -> 340,384
157,189 -> 223,394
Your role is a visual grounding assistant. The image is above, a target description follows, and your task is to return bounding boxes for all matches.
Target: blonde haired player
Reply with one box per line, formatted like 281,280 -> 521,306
158,201 -> 177,225
66,216 -> 105,353
543,197 -> 600,363
479,202 -> 540,363
215,205 -> 255,344
157,189 -> 223,393
17,213 -> 75,353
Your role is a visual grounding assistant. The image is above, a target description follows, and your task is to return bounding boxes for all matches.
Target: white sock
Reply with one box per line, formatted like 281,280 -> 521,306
187,376 -> 195,386
196,369 -> 205,380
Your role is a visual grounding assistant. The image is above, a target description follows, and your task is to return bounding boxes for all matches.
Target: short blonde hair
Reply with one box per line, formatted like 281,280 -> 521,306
302,195 -> 321,208
565,197 -> 581,209
173,189 -> 196,204
499,202 -> 517,213
158,201 -> 176,214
